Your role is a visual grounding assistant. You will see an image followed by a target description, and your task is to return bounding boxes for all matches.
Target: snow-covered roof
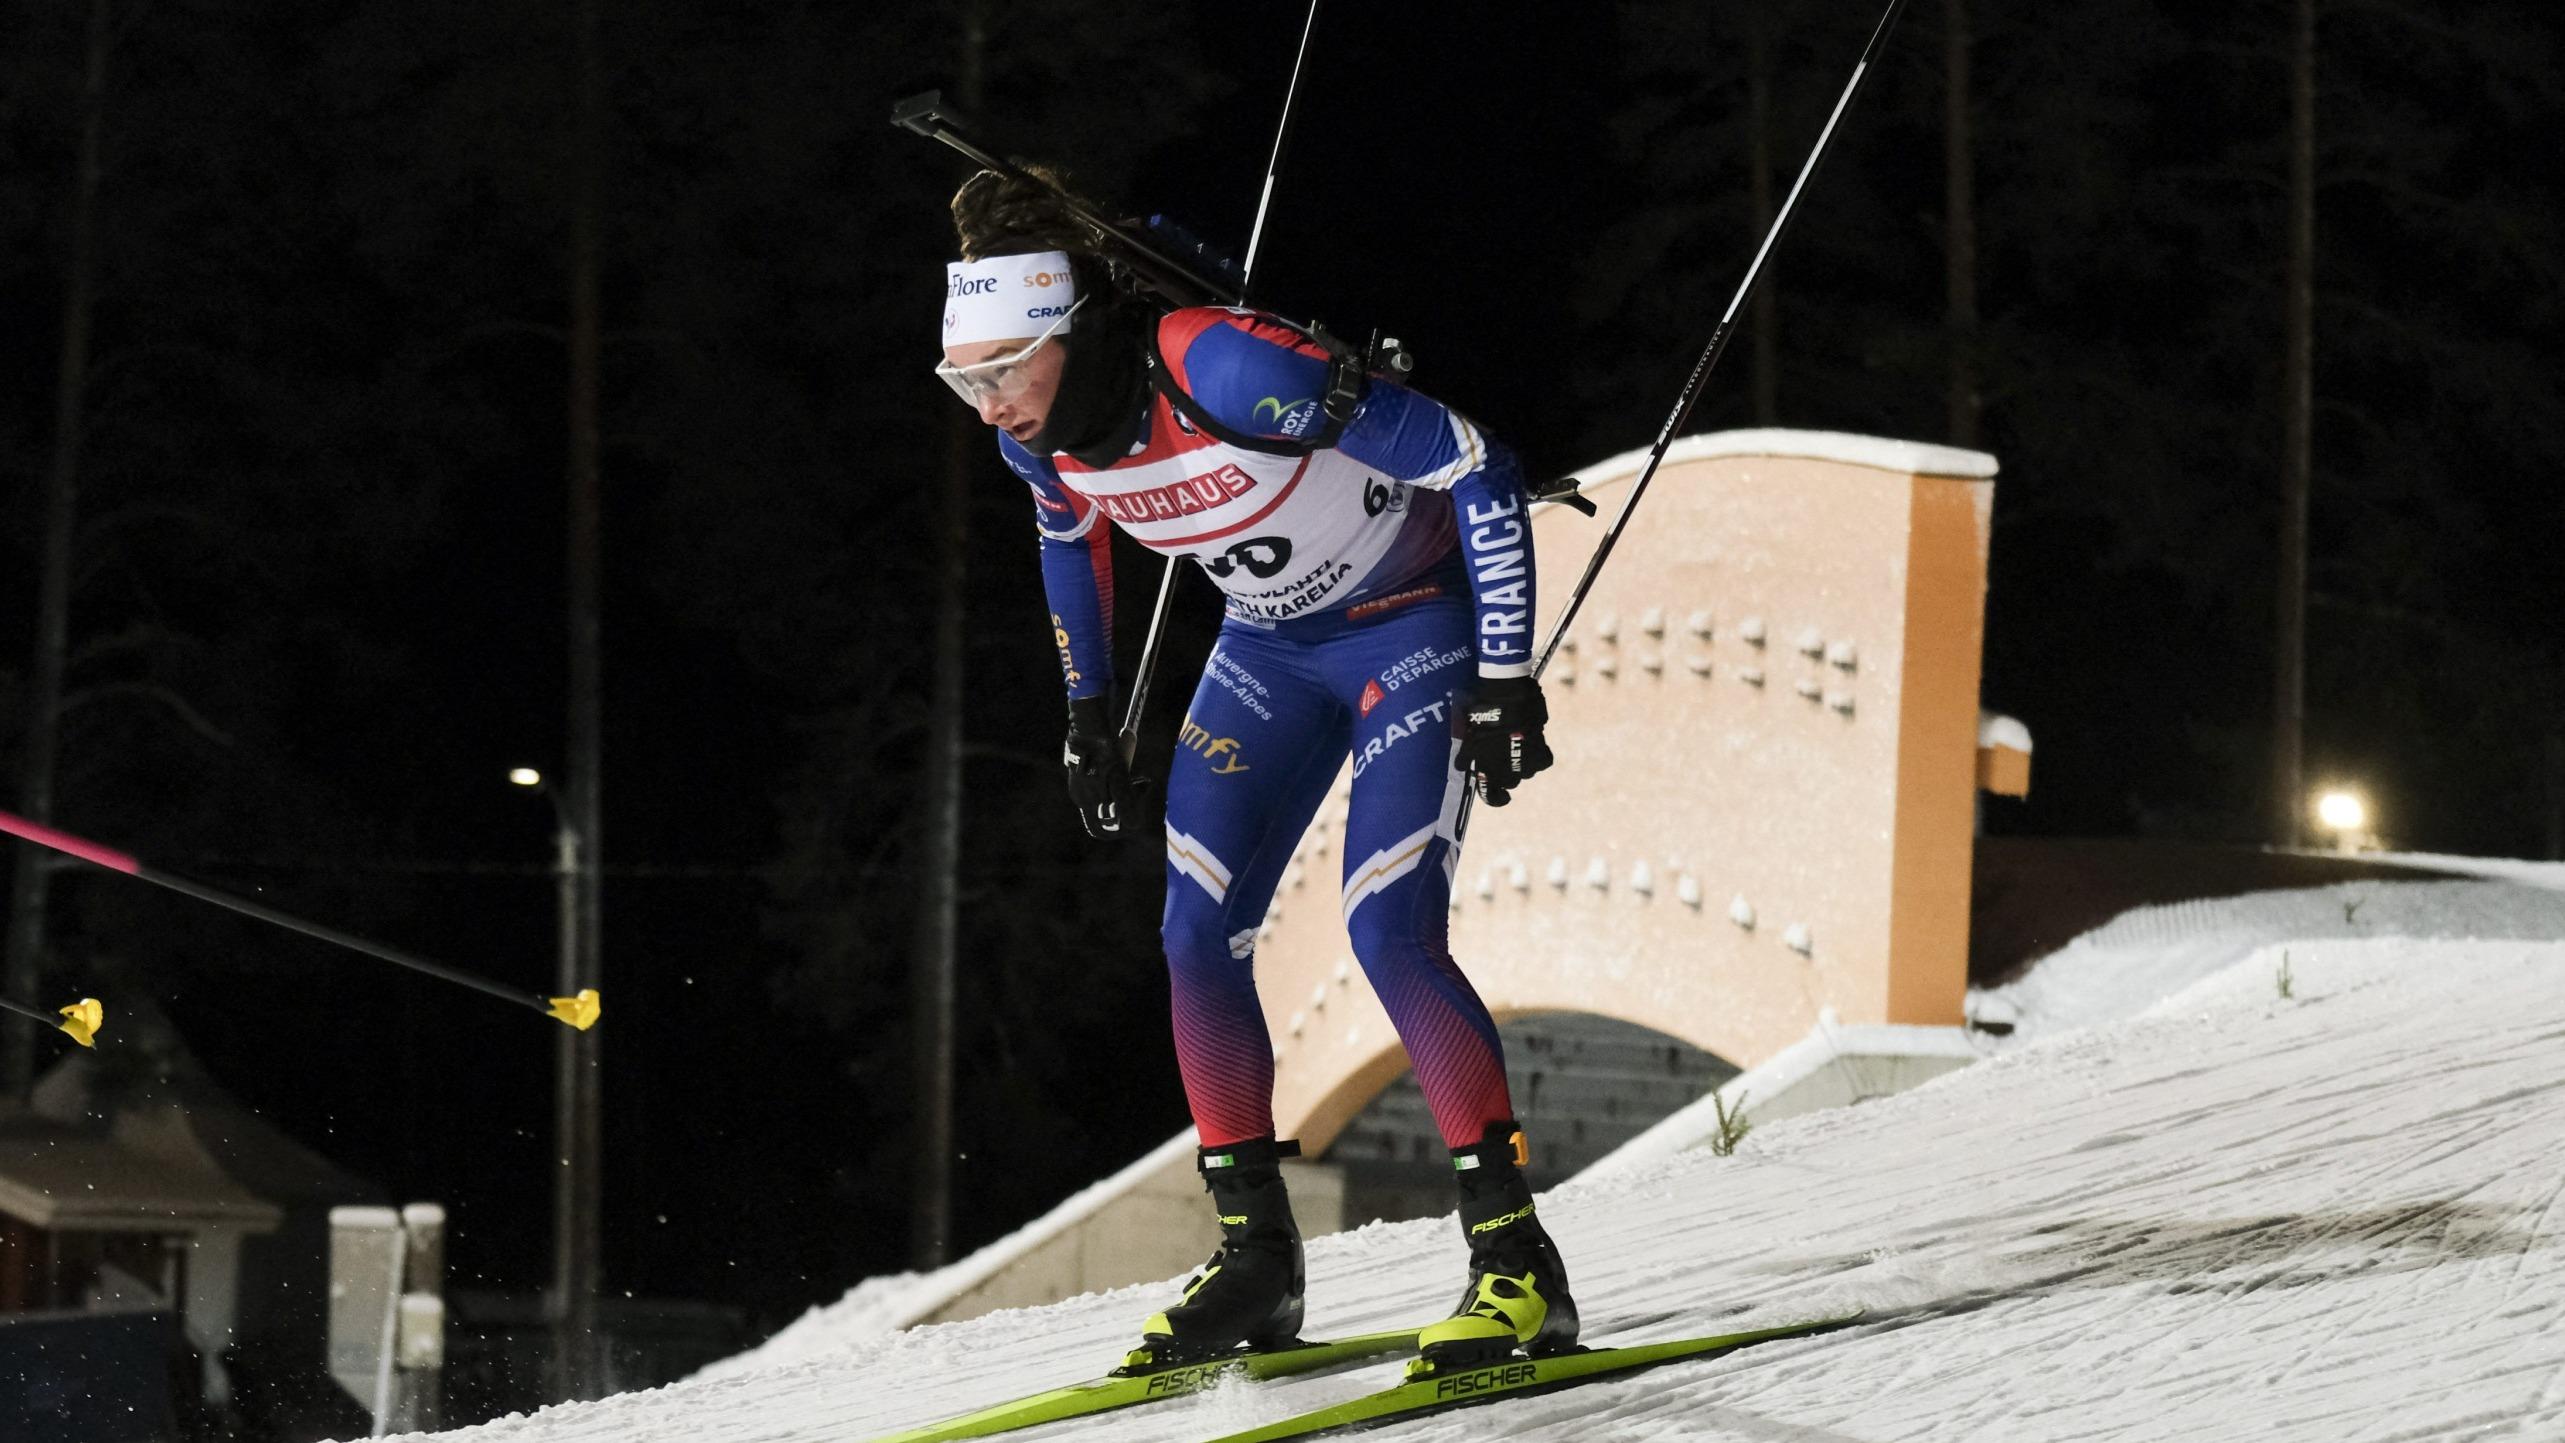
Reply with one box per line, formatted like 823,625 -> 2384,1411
1978,711 -> 2034,753
1557,428 -> 2000,509
0,1121 -> 282,1232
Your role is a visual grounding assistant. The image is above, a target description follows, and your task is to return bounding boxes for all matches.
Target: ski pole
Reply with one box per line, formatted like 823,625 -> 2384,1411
1238,0 -> 1325,301
1463,0 -> 1912,833
1532,0 -> 1911,681
1,993 -> 103,1048
0,809 -> 600,1029
1116,0 -> 1330,765
1117,562 -> 1182,768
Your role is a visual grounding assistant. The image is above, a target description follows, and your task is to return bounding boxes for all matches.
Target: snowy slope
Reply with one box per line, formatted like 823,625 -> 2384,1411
391,921 -> 2565,1441
1971,874 -> 2565,1037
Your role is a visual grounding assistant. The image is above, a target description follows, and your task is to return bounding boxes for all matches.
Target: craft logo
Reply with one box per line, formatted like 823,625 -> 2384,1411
1358,678 -> 1387,717
1178,715 -> 1250,775
1351,700 -> 1449,779
1027,303 -> 1073,319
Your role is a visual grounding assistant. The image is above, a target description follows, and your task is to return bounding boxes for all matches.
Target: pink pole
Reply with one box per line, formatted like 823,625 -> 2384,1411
0,808 -> 140,875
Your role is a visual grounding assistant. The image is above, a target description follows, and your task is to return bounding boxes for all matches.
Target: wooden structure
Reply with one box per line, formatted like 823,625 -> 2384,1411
1251,430 -> 2003,1151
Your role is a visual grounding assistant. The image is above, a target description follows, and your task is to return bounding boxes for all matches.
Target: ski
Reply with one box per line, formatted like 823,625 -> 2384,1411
861,1327 -> 1422,1443
1195,1312 -> 1866,1443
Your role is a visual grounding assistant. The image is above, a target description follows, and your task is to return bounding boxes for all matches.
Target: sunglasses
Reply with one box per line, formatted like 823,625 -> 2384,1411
935,297 -> 1085,408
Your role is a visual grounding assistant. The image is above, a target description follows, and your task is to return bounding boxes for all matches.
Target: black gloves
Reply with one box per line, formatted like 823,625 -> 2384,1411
1454,675 -> 1554,807
1062,695 -> 1138,840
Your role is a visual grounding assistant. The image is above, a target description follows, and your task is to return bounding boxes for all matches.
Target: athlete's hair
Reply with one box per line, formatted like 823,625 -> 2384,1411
951,165 -> 1147,359
950,165 -> 1105,263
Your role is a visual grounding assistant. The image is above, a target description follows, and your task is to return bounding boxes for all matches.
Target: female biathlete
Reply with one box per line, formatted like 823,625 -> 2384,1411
935,169 -> 1575,1375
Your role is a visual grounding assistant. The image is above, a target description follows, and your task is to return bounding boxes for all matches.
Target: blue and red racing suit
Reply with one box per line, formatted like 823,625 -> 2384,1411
1003,307 -> 1538,1149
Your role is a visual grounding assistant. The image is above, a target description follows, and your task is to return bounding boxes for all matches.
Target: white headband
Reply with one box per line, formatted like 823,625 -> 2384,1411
943,251 -> 1079,347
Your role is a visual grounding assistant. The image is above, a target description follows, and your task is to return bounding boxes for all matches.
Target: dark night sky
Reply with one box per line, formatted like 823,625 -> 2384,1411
3,0 -> 2562,1372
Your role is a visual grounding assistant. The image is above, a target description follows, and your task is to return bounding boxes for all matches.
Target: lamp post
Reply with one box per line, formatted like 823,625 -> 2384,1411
511,768 -> 598,1398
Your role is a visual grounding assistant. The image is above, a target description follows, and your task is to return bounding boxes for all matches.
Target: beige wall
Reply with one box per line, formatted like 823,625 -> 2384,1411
1253,431 -> 1999,1153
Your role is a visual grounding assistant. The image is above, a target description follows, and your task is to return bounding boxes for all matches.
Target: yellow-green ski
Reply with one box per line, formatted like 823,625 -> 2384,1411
862,1327 -> 1420,1443
1197,1312 -> 1866,1443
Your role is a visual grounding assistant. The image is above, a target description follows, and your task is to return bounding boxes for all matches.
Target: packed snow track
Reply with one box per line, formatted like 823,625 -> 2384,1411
395,933 -> 2565,1442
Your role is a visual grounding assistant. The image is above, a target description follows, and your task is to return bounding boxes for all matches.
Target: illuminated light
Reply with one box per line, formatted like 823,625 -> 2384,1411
2315,790 -> 2367,834
508,768 -> 543,788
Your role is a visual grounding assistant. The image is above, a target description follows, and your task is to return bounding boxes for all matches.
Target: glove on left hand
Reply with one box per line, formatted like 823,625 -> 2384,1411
1453,675 -> 1554,807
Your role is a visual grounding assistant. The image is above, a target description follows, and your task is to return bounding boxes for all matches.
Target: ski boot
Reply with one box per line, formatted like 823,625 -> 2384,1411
1119,1136 -> 1307,1372
1409,1120 -> 1580,1379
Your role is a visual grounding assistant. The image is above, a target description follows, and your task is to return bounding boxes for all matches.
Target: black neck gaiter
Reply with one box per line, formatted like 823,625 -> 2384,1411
1029,319 -> 1148,468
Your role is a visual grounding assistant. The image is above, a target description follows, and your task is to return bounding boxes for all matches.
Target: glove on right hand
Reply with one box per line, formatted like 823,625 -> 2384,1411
1062,695 -> 1137,840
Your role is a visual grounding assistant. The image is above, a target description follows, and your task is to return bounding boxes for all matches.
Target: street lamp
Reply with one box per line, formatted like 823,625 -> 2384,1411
2312,786 -> 2373,853
509,767 -> 598,1398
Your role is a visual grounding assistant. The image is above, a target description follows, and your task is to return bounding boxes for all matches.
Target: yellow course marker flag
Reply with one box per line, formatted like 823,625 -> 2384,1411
57,998 -> 105,1048
548,989 -> 602,1030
